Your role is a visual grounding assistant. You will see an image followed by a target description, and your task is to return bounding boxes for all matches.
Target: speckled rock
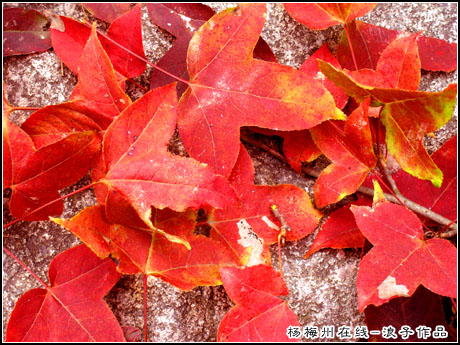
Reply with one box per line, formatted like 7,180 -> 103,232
3,3 -> 457,342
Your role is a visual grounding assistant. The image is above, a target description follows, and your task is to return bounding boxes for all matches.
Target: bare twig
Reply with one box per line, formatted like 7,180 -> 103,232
241,134 -> 457,234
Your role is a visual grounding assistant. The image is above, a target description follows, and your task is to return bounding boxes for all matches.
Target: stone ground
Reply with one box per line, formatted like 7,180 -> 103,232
3,3 -> 457,342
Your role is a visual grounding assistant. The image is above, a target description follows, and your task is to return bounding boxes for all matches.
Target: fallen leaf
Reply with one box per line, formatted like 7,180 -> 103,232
3,109 -> 36,190
96,83 -> 237,228
337,20 -> 457,72
6,244 -> 124,342
22,26 -> 131,148
393,135 -> 457,223
351,201 -> 457,311
209,144 -> 321,265
218,265 -> 299,342
21,101 -> 103,149
53,206 -> 237,291
76,24 -> 132,120
8,131 -> 101,220
283,3 -> 376,30
51,6 -> 146,79
147,3 -> 277,97
178,3 -> 345,177
310,98 -> 376,208
82,3 -> 131,23
349,32 -> 421,90
99,5 -> 146,79
3,8 -> 51,56
319,60 -> 457,187
304,195 -> 370,258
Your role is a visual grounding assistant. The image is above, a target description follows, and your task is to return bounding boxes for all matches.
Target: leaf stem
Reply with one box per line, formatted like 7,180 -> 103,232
10,106 -> 42,112
378,158 -> 402,196
3,247 -> 50,290
240,133 -> 457,232
3,183 -> 95,229
344,22 -> 359,70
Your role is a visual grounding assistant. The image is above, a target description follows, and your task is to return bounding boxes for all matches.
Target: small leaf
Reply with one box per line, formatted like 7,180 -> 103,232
351,202 -> 457,311
283,3 -> 376,30
310,98 -> 376,208
3,109 -> 36,190
21,101 -> 103,149
6,244 -> 124,342
8,131 -> 101,220
99,5 -> 146,79
349,32 -> 421,90
77,24 -> 132,121
3,8 -> 51,56
218,265 -> 299,342
51,6 -> 146,79
304,195 -> 370,258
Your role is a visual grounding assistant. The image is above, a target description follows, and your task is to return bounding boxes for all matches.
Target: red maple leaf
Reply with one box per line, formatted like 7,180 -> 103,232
304,195 -> 370,258
178,3 -> 345,177
147,3 -> 277,97
351,201 -> 457,311
349,32 -> 421,90
53,206 -> 238,291
6,244 -> 124,342
218,265 -> 299,342
50,5 -> 146,79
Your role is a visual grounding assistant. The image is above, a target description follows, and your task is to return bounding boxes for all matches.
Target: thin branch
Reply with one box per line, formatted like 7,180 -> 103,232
378,158 -> 402,196
241,134 -> 457,232
344,23 -> 359,70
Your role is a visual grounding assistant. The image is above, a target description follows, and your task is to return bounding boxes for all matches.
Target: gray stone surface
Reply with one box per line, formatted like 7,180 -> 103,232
3,3 -> 457,342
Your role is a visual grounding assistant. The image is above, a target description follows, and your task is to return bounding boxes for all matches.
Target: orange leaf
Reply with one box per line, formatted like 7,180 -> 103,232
54,206 -> 237,290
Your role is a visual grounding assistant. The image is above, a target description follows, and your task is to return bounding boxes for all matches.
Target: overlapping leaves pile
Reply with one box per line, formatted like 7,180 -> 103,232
3,3 -> 457,342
